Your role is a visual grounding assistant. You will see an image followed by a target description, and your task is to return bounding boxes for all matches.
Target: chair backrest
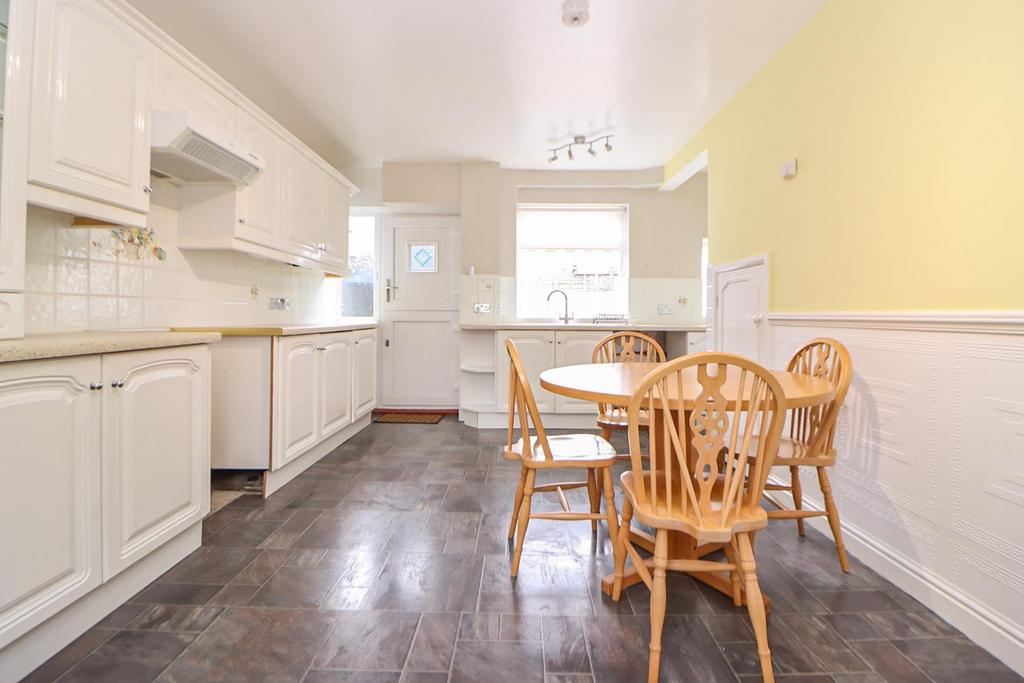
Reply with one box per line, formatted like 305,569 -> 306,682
505,339 -> 553,460
626,352 -> 787,530
785,338 -> 852,456
593,332 -> 666,417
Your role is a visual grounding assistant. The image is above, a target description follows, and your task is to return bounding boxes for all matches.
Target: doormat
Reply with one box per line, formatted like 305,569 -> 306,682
374,413 -> 446,424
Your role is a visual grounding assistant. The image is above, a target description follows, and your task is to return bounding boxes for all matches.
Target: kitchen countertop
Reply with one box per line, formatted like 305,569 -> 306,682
170,320 -> 378,337
0,330 -> 223,364
459,322 -> 707,332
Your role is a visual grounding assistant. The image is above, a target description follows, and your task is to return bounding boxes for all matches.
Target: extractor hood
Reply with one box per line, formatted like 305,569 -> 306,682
151,111 -> 263,185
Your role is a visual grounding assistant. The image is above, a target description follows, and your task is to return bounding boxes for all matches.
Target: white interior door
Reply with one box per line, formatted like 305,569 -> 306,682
713,258 -> 768,362
380,216 -> 459,407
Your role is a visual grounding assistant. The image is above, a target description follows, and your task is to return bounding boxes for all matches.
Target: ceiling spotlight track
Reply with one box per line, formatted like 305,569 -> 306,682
548,134 -> 614,163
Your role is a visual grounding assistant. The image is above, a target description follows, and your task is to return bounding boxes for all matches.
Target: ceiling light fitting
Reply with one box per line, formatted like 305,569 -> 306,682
547,134 -> 614,163
561,0 -> 590,27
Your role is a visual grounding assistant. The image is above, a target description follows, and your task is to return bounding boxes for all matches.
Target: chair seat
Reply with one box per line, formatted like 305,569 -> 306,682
505,433 -> 617,468
620,470 -> 767,543
750,437 -> 837,467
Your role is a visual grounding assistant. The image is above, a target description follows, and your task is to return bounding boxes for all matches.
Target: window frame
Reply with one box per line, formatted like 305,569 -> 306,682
345,207 -> 383,320
514,203 -> 630,321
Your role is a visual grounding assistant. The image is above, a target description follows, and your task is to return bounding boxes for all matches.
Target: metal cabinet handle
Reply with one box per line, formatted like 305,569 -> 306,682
143,185 -> 153,194
113,379 -> 125,388
239,217 -> 247,224
89,382 -> 103,391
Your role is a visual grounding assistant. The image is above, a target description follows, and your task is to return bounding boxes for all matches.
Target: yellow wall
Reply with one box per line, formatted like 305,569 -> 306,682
666,0 -> 1023,312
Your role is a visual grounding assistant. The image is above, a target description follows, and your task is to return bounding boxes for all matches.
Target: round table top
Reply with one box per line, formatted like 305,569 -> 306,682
539,362 -> 835,409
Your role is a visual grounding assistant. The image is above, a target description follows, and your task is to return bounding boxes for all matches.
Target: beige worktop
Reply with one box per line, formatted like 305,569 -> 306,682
171,319 -> 377,337
0,330 -> 223,364
459,322 -> 707,332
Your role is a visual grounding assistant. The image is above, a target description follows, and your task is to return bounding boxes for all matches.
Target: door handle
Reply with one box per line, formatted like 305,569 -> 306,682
385,278 -> 400,303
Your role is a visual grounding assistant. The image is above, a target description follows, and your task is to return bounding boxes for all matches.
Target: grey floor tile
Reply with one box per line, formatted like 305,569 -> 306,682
892,637 -> 1021,683
405,612 -> 460,672
849,640 -> 931,683
542,615 -> 591,674
363,553 -> 484,612
313,611 -> 420,670
60,631 -> 194,683
450,640 -> 544,683
131,582 -> 224,606
159,547 -> 262,584
304,672 -> 401,683
158,607 -> 337,682
19,629 -> 115,683
247,566 -> 345,608
125,605 -> 223,633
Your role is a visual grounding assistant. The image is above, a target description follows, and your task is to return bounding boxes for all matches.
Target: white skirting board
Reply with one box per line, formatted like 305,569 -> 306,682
0,523 -> 202,683
460,408 -> 599,430
765,313 -> 1024,675
263,414 -> 372,497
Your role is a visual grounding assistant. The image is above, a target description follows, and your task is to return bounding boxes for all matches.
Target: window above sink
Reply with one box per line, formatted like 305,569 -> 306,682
515,204 -> 629,320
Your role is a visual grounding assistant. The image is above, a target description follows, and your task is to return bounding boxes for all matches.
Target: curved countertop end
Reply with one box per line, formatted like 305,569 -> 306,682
0,331 -> 223,364
170,320 -> 378,337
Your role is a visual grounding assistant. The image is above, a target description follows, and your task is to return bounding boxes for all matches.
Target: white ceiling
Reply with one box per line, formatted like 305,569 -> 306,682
126,0 -> 824,171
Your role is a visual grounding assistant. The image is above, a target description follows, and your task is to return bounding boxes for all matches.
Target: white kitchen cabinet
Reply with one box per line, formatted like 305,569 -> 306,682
152,50 -> 236,140
321,174 -> 351,272
235,109 -> 284,247
273,335 -> 320,470
495,330 -> 556,413
0,357 -> 102,649
282,146 -> 325,260
553,330 -> 607,414
100,346 -> 210,580
28,0 -> 152,219
353,329 -> 378,419
319,332 -> 353,440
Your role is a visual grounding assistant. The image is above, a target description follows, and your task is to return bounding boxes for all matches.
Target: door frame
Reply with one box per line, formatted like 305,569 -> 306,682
710,254 -> 769,362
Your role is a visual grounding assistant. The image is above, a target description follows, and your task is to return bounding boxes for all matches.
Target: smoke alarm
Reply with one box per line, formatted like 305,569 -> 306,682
562,0 -> 589,27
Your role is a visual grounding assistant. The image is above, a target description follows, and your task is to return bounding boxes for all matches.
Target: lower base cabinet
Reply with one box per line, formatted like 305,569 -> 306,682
495,329 -> 608,414
0,345 -> 211,649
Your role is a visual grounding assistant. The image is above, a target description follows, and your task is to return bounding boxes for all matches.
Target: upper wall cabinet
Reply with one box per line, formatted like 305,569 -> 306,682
282,145 -> 325,261
28,0 -> 152,226
322,174 -> 351,271
152,50 -> 236,141
235,109 -> 283,245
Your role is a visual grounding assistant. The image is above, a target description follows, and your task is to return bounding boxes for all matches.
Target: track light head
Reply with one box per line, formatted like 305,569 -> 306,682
587,144 -> 596,156
605,138 -> 613,152
548,151 -> 558,163
567,146 -> 574,160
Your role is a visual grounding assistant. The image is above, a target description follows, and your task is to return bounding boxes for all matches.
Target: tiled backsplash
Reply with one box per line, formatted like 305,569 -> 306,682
24,179 -> 344,334
458,273 -> 704,325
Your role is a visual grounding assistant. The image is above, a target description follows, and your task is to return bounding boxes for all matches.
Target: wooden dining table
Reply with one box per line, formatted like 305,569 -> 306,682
539,361 -> 836,605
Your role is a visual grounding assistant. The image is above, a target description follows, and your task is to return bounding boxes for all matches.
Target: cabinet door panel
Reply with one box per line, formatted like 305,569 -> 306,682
553,331 -> 607,414
29,0 -> 151,212
321,175 -> 350,270
495,331 -> 555,413
236,110 -> 283,246
273,336 -> 319,469
153,50 -> 235,138
0,357 -> 101,648
353,331 -> 377,419
319,332 -> 353,439
282,147 -> 324,259
102,346 -> 210,580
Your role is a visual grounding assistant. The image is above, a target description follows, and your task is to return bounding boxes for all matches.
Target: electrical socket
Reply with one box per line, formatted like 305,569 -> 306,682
657,304 -> 675,315
473,303 -> 491,313
268,297 -> 290,310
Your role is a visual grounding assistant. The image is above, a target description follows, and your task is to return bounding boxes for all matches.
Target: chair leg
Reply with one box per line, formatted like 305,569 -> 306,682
723,541 -> 743,606
586,468 -> 600,533
648,529 -> 669,683
511,469 -> 536,578
818,466 -> 850,573
790,466 -> 806,536
601,467 -> 619,549
600,425 -> 614,442
737,532 -> 774,683
612,496 -> 633,601
507,466 -> 527,540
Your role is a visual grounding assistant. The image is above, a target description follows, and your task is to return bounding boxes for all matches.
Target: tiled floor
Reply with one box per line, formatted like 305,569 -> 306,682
22,419 -> 1023,683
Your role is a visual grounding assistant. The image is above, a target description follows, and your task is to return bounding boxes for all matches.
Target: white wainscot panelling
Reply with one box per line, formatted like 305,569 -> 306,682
769,318 -> 1024,675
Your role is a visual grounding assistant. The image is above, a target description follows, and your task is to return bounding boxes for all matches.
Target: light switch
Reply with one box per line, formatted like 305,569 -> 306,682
781,158 -> 798,179
658,304 -> 674,315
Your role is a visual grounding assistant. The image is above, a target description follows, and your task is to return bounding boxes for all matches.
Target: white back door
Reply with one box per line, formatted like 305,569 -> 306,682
380,216 -> 459,407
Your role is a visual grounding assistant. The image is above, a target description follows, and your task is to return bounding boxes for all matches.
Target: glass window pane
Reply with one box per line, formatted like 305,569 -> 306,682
342,214 -> 375,317
515,205 -> 628,320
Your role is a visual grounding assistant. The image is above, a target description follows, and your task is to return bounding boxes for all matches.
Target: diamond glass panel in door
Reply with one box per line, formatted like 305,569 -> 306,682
409,243 -> 437,273
342,214 -> 376,317
516,205 -> 629,320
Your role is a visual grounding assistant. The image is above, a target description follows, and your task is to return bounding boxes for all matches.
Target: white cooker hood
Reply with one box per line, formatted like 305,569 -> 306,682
150,111 -> 263,185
